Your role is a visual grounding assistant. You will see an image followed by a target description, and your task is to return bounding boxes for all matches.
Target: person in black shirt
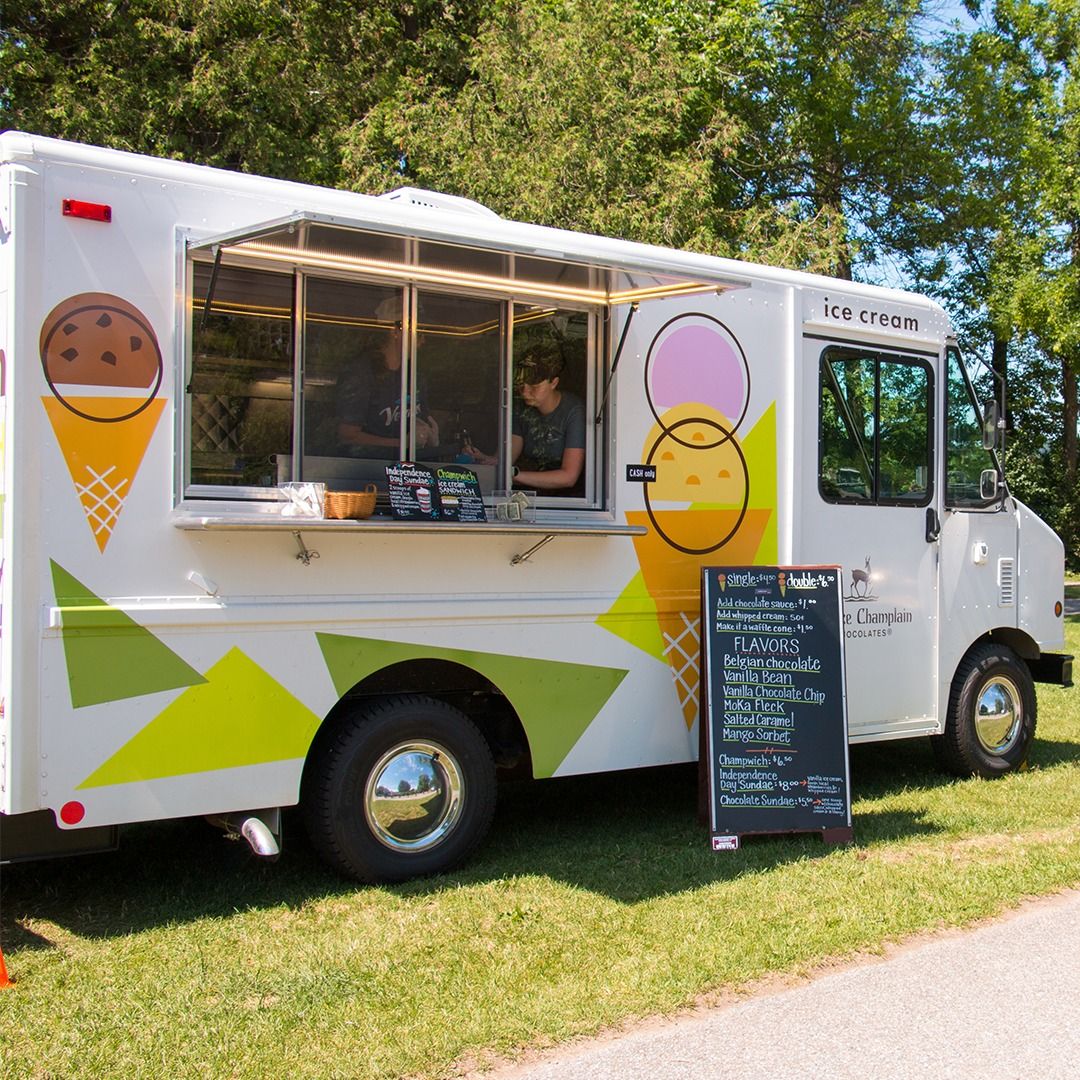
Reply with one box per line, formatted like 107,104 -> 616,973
337,326 -> 439,455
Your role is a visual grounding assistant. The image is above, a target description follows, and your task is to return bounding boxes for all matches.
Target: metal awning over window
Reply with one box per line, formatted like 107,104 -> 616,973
188,210 -> 746,307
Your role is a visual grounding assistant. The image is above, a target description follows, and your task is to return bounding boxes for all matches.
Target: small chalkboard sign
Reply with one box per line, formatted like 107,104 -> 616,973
701,566 -> 852,849
386,462 -> 441,520
435,466 -> 486,522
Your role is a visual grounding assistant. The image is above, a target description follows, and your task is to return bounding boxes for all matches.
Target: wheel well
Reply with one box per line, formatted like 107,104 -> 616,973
307,659 -> 532,778
975,627 -> 1040,662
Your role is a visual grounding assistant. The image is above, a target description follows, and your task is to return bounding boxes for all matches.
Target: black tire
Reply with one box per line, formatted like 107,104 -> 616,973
933,644 -> 1037,778
303,694 -> 496,883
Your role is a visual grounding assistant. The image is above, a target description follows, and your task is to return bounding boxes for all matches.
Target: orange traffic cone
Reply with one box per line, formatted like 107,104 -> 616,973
0,943 -> 13,988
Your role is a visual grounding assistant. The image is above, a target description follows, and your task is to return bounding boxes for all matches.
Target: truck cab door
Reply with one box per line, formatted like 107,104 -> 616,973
799,338 -> 940,739
936,346 -> 1018,708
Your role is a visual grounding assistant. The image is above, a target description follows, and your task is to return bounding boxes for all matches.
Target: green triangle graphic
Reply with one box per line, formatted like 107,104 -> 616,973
51,561 -> 207,708
79,647 -> 322,788
595,571 -> 667,662
317,635 -> 628,778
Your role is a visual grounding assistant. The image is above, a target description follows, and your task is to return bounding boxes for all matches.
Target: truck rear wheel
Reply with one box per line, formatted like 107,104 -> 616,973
303,695 -> 496,883
934,644 -> 1037,778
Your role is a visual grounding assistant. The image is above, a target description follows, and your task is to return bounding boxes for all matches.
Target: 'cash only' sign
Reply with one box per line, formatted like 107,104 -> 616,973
701,566 -> 853,850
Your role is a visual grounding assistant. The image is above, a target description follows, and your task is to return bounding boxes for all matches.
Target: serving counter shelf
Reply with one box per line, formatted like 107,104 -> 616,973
172,512 -> 646,565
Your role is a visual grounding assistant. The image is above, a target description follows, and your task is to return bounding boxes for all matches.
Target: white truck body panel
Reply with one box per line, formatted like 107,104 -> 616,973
0,133 -> 1065,833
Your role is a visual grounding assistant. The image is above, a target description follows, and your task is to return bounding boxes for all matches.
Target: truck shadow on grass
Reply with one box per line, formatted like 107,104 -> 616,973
2,736 -> 1077,944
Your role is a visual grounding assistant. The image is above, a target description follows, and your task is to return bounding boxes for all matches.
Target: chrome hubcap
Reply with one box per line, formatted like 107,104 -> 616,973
364,741 -> 464,852
974,676 -> 1023,755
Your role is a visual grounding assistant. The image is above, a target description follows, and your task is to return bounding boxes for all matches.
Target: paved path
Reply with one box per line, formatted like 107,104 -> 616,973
482,889 -> 1080,1080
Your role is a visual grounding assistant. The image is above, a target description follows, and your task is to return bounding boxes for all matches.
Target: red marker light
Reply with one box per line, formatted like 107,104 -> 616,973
63,199 -> 112,223
60,801 -> 86,825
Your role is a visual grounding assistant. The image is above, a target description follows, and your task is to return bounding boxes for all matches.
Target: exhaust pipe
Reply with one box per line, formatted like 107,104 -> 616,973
240,815 -> 280,857
207,809 -> 281,859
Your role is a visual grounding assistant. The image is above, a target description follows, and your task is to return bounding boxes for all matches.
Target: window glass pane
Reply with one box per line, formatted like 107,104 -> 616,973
300,280 -> 404,491
417,240 -> 509,280
820,354 -> 874,501
513,256 -> 594,293
414,290 -> 503,490
878,361 -> 930,501
305,224 -> 407,266
946,347 -> 994,507
511,305 -> 590,497
190,263 -> 294,487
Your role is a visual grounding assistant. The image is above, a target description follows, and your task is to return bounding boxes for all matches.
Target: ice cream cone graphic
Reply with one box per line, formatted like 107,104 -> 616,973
42,397 -> 166,551
628,505 -> 771,727
40,294 -> 165,552
633,389 -> 762,728
600,314 -> 777,729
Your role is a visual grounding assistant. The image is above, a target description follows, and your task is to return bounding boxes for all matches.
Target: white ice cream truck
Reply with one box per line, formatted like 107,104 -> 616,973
0,133 -> 1070,880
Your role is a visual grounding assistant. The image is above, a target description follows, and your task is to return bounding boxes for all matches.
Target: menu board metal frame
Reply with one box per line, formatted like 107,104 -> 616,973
701,565 -> 853,850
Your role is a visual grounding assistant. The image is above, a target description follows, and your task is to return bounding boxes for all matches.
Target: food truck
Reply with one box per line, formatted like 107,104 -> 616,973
0,133 -> 1070,880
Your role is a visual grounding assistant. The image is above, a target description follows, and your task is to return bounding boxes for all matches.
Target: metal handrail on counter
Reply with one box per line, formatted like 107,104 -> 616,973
171,511 -> 647,565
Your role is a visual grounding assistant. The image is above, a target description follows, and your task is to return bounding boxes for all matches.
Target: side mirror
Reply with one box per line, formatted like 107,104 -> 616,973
982,400 -> 1002,450
980,467 -> 1001,501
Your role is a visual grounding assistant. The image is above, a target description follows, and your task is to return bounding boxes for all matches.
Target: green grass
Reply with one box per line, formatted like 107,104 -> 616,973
3,624 -> 1080,1079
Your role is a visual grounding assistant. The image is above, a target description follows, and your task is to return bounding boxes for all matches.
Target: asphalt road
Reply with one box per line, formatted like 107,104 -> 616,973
481,889 -> 1080,1080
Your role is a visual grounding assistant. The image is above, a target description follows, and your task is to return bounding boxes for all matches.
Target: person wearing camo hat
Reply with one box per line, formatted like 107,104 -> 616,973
462,340 -> 586,493
508,341 -> 586,493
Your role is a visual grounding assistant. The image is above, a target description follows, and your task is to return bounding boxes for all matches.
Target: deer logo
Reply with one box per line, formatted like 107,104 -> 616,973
850,556 -> 873,599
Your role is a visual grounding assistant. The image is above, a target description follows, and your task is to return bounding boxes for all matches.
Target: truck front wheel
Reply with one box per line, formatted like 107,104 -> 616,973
934,644 -> 1037,778
303,695 -> 496,883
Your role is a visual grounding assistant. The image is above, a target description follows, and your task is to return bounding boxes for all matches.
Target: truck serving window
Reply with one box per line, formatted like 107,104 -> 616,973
188,260 -> 602,506
945,346 -> 998,509
818,346 -> 933,507
189,263 -> 295,488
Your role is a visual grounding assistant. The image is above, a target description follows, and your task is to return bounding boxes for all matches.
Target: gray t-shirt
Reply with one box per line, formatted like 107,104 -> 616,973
513,391 -> 586,472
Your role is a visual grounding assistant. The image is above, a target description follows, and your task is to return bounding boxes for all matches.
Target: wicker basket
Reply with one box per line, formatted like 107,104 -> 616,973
323,484 -> 378,520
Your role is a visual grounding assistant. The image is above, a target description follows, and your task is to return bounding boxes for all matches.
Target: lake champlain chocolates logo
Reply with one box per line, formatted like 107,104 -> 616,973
842,555 -> 914,639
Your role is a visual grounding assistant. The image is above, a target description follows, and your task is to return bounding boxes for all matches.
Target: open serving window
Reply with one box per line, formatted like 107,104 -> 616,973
183,206 -> 740,513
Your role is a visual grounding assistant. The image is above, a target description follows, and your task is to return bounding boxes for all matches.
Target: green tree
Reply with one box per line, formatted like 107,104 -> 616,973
918,1 -> 1080,559
0,1 -> 483,185
757,0 -> 939,279
342,0 -> 764,254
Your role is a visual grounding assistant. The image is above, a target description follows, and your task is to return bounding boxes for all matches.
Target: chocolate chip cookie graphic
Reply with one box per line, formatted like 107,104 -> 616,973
39,292 -> 163,422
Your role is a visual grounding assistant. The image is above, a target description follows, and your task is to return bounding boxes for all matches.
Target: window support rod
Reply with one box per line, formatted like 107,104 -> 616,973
188,244 -> 224,394
199,244 -> 224,335
595,302 -> 639,424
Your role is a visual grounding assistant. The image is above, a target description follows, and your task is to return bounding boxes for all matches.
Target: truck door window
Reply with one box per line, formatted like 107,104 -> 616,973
819,346 -> 933,507
189,263 -> 294,488
945,346 -> 998,508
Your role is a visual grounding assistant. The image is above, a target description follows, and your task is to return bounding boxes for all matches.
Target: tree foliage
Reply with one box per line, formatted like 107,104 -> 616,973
342,0 -> 768,255
912,0 -> 1080,559
0,1 -> 480,184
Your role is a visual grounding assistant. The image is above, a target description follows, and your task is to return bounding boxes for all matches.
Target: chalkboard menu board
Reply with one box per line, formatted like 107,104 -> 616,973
435,466 -> 486,522
701,566 -> 852,849
386,462 -> 441,520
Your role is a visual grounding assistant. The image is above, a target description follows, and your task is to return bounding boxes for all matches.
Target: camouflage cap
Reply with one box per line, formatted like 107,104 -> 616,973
515,341 -> 564,384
